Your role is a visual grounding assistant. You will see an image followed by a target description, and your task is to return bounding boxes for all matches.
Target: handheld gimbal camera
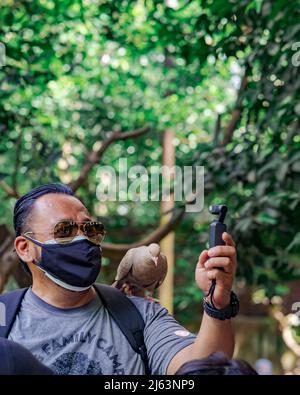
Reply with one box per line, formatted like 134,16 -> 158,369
205,204 -> 239,318
209,204 -> 228,248
206,204 -> 228,301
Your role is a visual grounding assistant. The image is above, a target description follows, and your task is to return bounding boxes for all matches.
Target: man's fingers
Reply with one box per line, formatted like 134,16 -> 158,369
206,269 -> 225,281
207,245 -> 236,258
206,269 -> 231,284
222,232 -> 235,247
197,249 -> 209,268
204,257 -> 234,273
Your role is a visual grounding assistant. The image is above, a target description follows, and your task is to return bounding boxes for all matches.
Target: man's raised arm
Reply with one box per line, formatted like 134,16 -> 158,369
167,232 -> 237,375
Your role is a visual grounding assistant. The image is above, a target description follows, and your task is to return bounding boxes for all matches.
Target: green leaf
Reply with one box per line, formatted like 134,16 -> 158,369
287,232 -> 300,252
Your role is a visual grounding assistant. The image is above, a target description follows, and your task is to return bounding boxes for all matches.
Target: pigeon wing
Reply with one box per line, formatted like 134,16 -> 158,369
115,249 -> 135,281
155,253 -> 168,288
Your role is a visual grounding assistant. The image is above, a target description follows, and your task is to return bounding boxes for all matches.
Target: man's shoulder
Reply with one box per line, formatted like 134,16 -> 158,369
95,284 -> 165,317
126,295 -> 168,322
126,295 -> 164,309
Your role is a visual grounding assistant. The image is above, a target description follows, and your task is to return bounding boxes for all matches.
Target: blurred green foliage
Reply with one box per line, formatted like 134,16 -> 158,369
0,0 -> 299,325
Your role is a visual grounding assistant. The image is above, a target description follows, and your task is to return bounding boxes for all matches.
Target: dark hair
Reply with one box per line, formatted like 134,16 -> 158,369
14,183 -> 74,275
175,352 -> 258,375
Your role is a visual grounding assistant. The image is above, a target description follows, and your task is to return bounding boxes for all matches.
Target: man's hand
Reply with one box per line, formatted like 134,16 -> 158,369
168,232 -> 236,374
195,232 -> 237,309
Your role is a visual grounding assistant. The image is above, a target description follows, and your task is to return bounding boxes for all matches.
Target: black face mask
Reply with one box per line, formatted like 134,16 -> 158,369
24,235 -> 102,292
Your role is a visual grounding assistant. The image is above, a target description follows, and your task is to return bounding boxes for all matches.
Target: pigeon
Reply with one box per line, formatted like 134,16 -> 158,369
112,243 -> 168,298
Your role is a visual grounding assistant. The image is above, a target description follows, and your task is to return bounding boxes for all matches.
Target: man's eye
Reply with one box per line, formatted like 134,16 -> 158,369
58,227 -> 72,237
55,223 -> 76,238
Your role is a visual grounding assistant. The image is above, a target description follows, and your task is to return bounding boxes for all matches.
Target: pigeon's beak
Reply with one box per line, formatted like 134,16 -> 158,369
152,256 -> 158,267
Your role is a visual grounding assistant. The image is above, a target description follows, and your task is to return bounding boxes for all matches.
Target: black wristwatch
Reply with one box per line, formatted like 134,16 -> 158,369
203,291 -> 239,320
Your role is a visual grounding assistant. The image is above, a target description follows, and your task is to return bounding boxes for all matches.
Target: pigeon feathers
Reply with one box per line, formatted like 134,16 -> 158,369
112,243 -> 168,298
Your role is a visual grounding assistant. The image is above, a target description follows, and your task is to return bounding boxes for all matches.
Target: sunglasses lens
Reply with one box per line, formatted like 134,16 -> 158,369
84,222 -> 105,245
54,221 -> 78,244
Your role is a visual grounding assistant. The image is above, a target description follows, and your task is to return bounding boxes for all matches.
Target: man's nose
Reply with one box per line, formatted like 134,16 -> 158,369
77,224 -> 85,237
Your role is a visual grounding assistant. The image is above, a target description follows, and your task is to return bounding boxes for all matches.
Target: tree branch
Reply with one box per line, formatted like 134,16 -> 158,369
101,207 -> 185,260
69,126 -> 150,192
0,227 -> 31,291
221,74 -> 248,146
0,180 -> 20,199
213,113 -> 222,146
113,127 -> 151,140
0,249 -> 19,293
0,225 -> 18,293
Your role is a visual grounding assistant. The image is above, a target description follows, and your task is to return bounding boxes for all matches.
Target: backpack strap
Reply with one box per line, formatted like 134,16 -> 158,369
0,288 -> 28,338
93,284 -> 150,375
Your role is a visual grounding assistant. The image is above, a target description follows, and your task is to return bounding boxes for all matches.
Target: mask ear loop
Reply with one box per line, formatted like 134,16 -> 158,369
21,234 -> 42,267
23,234 -> 44,248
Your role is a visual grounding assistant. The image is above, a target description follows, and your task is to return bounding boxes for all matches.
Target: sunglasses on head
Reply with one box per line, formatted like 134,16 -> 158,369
25,220 -> 106,245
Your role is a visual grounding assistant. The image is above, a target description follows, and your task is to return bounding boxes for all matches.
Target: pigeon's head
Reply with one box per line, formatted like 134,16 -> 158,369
148,243 -> 160,267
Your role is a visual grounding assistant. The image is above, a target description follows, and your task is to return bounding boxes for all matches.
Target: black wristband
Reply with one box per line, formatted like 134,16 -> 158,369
203,291 -> 239,320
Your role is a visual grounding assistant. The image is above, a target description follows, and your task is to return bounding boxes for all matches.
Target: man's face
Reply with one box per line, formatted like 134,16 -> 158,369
28,193 -> 92,242
15,193 -> 93,267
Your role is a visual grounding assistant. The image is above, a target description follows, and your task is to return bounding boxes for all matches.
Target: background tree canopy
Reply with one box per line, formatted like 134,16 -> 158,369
0,0 -> 299,372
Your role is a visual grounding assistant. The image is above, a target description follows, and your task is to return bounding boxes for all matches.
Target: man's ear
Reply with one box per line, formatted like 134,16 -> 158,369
14,236 -> 33,264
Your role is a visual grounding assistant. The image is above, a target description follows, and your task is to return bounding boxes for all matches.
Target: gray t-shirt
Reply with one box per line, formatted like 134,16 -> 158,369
8,288 -> 196,375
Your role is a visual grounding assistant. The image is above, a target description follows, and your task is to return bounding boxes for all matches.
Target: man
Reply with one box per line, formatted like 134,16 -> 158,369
6,183 -> 237,375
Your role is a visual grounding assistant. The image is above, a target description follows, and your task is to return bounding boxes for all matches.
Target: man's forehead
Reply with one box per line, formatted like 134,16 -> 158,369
33,193 -> 90,223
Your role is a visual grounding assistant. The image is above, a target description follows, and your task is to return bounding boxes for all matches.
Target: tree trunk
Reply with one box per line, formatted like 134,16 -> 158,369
158,128 -> 175,314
